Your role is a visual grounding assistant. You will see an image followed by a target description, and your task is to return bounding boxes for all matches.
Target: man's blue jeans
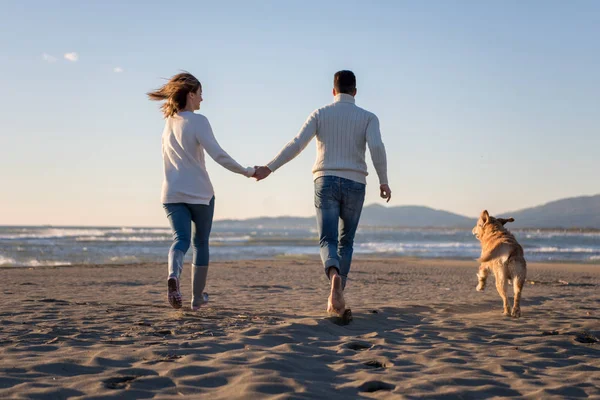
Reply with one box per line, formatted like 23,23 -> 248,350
314,176 -> 366,289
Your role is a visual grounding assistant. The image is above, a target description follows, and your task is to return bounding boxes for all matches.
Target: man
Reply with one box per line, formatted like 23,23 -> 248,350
255,70 -> 391,317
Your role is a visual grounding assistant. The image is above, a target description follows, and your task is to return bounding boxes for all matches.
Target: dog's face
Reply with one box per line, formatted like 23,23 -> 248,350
472,210 -> 514,240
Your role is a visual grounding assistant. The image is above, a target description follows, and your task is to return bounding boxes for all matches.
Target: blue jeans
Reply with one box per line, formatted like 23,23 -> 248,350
163,197 -> 215,269
314,176 -> 366,289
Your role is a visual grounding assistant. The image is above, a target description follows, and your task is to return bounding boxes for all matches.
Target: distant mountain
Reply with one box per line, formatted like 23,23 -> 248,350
214,194 -> 600,229
501,194 -> 600,229
215,204 -> 474,229
215,216 -> 314,229
359,204 -> 473,227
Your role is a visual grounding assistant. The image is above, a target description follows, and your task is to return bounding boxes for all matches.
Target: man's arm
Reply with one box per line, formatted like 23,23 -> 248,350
366,114 -> 388,185
366,115 -> 391,202
265,111 -> 318,173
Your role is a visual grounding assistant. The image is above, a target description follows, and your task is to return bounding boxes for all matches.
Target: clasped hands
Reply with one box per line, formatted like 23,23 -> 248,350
252,166 -> 272,181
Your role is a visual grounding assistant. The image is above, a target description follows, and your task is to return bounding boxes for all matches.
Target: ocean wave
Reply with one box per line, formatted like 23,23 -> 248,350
0,228 -> 108,240
2,259 -> 73,267
76,236 -> 171,242
359,242 -> 479,252
0,227 -> 172,240
282,247 -> 319,256
109,256 -> 140,263
0,256 -> 16,266
27,260 -> 72,267
74,235 -> 252,243
532,247 -> 597,253
211,236 -> 252,242
359,227 -> 471,236
524,231 -> 600,239
115,227 -> 170,235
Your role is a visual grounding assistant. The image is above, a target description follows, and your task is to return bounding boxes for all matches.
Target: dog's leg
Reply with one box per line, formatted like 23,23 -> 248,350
476,264 -> 489,291
511,277 -> 524,318
495,272 -> 510,316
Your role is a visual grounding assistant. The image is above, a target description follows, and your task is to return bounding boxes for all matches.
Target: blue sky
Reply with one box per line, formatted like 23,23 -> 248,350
0,1 -> 598,226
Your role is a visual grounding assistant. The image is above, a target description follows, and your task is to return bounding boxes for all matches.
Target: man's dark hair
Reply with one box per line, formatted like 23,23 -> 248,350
334,70 -> 356,94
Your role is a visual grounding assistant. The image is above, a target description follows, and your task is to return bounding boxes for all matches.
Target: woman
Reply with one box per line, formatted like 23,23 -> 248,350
147,72 -> 255,310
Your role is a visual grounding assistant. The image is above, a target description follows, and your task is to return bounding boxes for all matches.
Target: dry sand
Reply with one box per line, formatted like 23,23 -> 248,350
1,258 -> 599,399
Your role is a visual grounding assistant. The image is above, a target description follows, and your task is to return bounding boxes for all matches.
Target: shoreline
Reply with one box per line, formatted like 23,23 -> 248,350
2,256 -> 600,271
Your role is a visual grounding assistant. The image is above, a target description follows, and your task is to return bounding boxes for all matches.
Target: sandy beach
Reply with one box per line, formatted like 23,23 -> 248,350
1,258 -> 599,399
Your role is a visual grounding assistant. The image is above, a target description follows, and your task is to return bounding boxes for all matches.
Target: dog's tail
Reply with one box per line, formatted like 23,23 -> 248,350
478,243 -> 514,264
478,248 -> 496,263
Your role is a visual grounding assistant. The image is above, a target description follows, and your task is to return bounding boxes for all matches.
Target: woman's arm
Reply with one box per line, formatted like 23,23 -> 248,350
195,116 -> 255,177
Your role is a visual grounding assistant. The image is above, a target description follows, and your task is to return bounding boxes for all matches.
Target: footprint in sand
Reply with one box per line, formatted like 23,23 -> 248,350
103,376 -> 138,389
363,360 -> 387,369
38,298 -> 69,304
542,330 -> 560,336
574,331 -> 598,344
345,341 -> 372,351
143,354 -> 182,365
358,381 -> 395,393
154,329 -> 173,336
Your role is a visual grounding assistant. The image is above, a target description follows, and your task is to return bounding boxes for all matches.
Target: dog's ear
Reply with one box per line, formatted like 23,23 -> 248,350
498,217 -> 515,226
480,210 -> 489,223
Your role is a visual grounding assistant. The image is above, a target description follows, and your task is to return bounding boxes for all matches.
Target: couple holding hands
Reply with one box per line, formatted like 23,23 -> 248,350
148,70 -> 390,317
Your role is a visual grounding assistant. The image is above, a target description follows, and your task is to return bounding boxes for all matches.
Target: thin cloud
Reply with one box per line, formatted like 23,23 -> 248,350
42,53 -> 57,63
113,67 -> 124,73
64,52 -> 79,62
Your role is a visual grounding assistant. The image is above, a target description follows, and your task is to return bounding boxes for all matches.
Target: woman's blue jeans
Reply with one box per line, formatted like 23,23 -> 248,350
163,197 -> 215,279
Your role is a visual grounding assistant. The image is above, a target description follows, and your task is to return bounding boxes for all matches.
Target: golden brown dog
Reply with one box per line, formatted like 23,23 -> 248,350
472,210 -> 527,317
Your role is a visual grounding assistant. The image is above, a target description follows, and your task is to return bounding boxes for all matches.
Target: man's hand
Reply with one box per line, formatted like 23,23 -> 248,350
253,166 -> 272,181
380,184 -> 392,203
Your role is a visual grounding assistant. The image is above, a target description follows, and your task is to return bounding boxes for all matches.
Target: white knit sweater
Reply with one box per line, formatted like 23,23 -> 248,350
267,94 -> 388,185
161,111 -> 254,204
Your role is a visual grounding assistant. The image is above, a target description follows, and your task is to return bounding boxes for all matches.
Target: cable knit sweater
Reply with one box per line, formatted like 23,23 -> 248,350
161,111 -> 254,204
266,94 -> 388,185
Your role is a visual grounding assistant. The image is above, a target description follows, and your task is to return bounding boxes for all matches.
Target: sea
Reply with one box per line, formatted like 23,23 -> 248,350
1,225 -> 599,267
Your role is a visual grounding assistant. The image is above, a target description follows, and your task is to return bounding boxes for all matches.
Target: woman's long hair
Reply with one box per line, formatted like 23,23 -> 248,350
147,72 -> 201,118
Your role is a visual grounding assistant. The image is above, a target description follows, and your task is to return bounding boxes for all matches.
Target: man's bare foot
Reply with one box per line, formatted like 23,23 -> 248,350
327,274 -> 346,316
